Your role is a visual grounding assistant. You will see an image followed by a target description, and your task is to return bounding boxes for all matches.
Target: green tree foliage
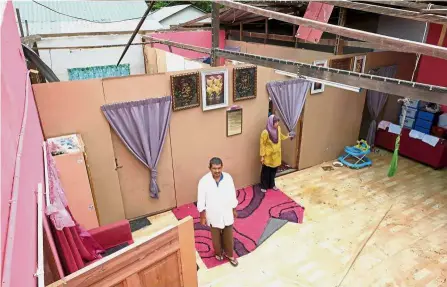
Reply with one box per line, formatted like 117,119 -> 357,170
152,1 -> 213,13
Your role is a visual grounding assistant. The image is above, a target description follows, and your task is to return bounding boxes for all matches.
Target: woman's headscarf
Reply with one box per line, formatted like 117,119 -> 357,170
266,115 -> 279,144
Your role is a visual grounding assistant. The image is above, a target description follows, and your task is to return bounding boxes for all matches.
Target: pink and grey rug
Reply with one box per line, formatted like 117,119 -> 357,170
172,185 -> 305,268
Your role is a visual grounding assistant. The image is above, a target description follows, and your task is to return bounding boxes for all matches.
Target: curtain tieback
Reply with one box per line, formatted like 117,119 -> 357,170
149,169 -> 159,199
150,169 -> 158,179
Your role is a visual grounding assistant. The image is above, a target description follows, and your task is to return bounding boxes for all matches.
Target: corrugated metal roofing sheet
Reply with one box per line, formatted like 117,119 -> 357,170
26,19 -> 163,34
149,4 -> 190,21
13,0 -> 148,23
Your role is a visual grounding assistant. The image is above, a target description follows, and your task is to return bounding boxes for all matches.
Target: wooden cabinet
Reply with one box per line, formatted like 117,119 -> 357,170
48,217 -> 198,287
54,152 -> 99,229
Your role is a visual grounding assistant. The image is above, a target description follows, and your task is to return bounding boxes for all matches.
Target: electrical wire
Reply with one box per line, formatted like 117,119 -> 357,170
31,0 -> 145,24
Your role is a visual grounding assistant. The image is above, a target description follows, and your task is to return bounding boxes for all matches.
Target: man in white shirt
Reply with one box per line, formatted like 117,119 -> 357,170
197,157 -> 239,267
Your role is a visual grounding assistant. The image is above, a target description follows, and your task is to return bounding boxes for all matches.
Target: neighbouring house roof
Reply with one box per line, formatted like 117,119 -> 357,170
149,4 -> 209,24
12,0 -> 163,34
24,20 -> 163,35
13,0 -> 148,23
149,4 -> 192,22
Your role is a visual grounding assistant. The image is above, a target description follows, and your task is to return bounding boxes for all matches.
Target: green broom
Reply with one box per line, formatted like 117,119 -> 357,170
388,98 -> 409,177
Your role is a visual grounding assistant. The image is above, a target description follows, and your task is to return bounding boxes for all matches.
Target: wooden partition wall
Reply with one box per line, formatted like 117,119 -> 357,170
34,66 -> 285,223
48,217 -> 197,287
34,47 -> 407,222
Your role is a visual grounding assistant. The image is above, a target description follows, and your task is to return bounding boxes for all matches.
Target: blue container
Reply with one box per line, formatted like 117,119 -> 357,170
417,110 -> 435,122
403,107 -> 418,119
407,100 -> 419,109
415,118 -> 433,129
414,125 -> 431,134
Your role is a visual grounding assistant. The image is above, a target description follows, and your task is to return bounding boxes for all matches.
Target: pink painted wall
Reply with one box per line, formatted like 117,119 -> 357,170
1,1 -> 44,285
147,30 -> 226,64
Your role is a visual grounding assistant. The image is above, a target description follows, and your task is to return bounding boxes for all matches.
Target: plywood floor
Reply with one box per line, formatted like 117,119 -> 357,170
133,150 -> 447,287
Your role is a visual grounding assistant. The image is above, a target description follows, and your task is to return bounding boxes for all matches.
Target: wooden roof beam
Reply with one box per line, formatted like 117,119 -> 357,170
324,1 -> 447,24
140,36 -> 447,103
215,48 -> 447,104
216,0 -> 447,60
228,16 -> 267,26
176,13 -> 212,27
420,8 -> 447,16
228,30 -> 388,50
366,1 -> 447,11
143,36 -> 211,54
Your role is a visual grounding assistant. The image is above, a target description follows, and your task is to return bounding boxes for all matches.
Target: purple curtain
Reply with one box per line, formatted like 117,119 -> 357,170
266,78 -> 311,136
366,65 -> 397,146
101,96 -> 172,198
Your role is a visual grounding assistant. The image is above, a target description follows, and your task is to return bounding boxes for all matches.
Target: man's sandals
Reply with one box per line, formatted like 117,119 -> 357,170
215,254 -> 238,267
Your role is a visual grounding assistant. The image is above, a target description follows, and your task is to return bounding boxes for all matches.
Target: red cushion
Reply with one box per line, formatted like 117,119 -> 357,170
88,220 -> 133,250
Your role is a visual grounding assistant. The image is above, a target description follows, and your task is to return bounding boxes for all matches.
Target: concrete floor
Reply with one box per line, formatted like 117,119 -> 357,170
133,149 -> 447,287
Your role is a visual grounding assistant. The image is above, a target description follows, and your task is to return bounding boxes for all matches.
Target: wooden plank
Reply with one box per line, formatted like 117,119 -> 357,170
293,25 -> 298,48
35,27 -> 211,38
215,49 -> 447,104
16,8 -> 24,37
178,12 -> 211,26
229,15 -> 267,26
420,8 -> 447,15
324,1 -> 447,24
123,274 -> 142,287
228,30 -> 389,50
139,37 -> 446,103
369,1 -> 447,11
143,36 -> 211,54
297,2 -> 335,43
178,217 -> 198,287
48,226 -> 179,286
212,2 -> 220,67
438,24 -> 447,46
216,0 -> 447,59
296,2 -> 323,41
264,19 -> 268,44
37,42 -> 145,50
334,7 -> 347,55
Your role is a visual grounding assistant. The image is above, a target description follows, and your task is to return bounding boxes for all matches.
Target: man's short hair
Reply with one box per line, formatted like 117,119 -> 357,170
209,157 -> 223,168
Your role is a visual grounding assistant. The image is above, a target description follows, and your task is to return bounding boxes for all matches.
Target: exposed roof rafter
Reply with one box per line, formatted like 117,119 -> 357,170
366,1 -> 447,11
325,0 -> 447,24
216,0 -> 447,60
144,36 -> 447,104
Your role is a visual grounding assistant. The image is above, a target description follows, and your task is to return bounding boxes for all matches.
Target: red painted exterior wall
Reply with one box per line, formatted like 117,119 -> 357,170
416,23 -> 447,87
147,30 -> 226,64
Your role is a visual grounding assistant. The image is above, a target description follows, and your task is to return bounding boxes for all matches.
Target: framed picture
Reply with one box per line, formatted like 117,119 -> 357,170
226,108 -> 243,137
311,60 -> 328,94
353,55 -> 366,73
233,66 -> 257,102
170,72 -> 201,111
201,69 -> 229,111
329,57 -> 353,71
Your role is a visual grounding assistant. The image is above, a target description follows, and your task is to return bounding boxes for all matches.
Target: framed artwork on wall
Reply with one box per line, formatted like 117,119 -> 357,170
329,57 -> 353,71
311,60 -> 328,95
226,108 -> 243,137
353,55 -> 366,73
201,69 -> 229,111
233,66 -> 257,102
170,71 -> 201,111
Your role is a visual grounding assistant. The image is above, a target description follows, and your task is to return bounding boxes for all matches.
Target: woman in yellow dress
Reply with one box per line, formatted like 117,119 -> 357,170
259,115 -> 292,193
